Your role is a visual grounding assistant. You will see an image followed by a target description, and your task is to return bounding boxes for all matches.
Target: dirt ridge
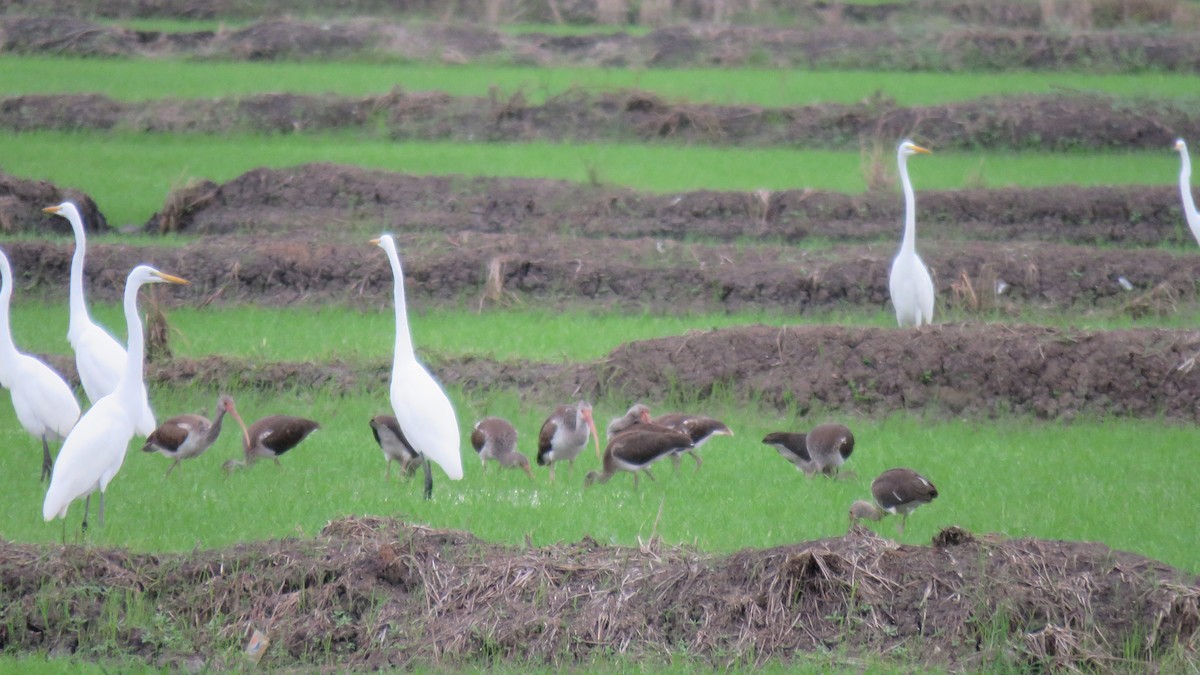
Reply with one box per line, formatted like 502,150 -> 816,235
5,91 -> 1197,152
0,517 -> 1194,670
30,323 -> 1200,422
4,18 -> 1200,72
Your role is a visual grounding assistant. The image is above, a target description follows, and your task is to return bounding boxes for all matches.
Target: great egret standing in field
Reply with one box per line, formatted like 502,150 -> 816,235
0,247 -> 80,481
44,202 -> 157,435
43,265 -> 188,532
887,140 -> 934,327
373,234 -> 463,499
1174,139 -> 1200,246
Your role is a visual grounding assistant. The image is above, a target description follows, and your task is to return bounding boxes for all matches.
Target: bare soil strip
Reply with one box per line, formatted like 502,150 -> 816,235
1,517 -> 1194,671
3,17 -> 1200,72
27,323 -> 1200,422
4,91 -> 1198,152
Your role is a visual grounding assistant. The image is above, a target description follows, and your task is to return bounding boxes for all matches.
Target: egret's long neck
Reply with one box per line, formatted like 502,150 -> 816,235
0,259 -> 19,383
68,217 -> 91,338
899,155 -> 918,254
385,245 -> 416,363
114,279 -> 146,408
1180,148 -> 1199,230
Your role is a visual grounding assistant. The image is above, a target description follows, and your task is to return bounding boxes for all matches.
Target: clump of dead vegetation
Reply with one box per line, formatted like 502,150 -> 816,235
0,518 -> 1194,671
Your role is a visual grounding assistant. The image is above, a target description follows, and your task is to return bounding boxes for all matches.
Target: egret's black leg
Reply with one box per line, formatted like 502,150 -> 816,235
422,459 -> 433,500
41,436 -> 54,482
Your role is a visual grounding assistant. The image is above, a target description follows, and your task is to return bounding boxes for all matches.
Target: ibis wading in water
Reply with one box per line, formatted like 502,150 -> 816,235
887,140 -> 934,327
585,426 -> 693,490
44,202 -> 158,435
142,395 -> 248,476
0,247 -> 81,481
471,417 -> 533,480
373,234 -> 463,499
223,414 -> 318,472
537,401 -> 600,481
849,467 -> 938,534
1174,139 -> 1200,246
762,423 -> 854,477
43,265 -> 188,532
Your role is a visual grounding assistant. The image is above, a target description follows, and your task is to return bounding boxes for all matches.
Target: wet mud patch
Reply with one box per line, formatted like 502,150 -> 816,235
4,17 -> 1200,72
3,91 -> 1197,152
0,518 -> 1194,670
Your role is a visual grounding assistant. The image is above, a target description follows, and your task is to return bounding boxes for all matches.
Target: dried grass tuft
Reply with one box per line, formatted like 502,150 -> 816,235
1122,281 -> 1178,319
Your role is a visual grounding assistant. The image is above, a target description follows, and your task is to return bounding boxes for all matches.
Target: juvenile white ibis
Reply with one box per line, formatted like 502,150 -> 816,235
369,414 -> 426,480
584,426 -> 693,490
536,400 -> 600,480
650,412 -> 733,470
1174,139 -> 1200,246
849,467 -> 938,533
606,402 -> 651,440
373,234 -> 463,499
471,417 -> 533,480
762,423 -> 854,477
223,414 -> 319,472
43,265 -> 188,532
44,202 -> 157,435
887,140 -> 935,327
141,395 -> 248,476
0,247 -> 81,481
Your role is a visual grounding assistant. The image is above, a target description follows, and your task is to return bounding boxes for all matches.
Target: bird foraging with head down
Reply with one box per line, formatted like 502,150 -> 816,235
585,425 -> 692,490
471,416 -> 533,480
762,423 -> 854,478
849,467 -> 938,534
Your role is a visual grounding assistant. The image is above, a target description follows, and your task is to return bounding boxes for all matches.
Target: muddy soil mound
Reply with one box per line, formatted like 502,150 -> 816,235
6,234 -> 1199,315
0,518 -> 1194,670
0,172 -> 108,234
130,164 -> 1193,246
34,324 -> 1200,422
5,91 -> 1197,152
4,18 -> 1199,72
0,0 -> 1180,31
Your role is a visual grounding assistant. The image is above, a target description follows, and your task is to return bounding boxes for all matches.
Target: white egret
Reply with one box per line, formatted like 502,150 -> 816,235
849,467 -> 938,534
0,248 -> 81,481
1174,139 -> 1200,246
887,140 -> 934,327
373,234 -> 463,498
43,265 -> 188,531
44,202 -> 157,435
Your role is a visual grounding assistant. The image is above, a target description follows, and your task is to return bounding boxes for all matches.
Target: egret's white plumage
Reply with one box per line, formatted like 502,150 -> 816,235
44,202 -> 157,435
1174,139 -> 1200,246
887,140 -> 935,327
373,234 -> 464,485
43,265 -> 188,529
0,247 -> 80,481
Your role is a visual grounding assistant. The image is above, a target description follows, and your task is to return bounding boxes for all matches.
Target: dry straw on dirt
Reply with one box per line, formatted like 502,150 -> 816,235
0,518 -> 1194,670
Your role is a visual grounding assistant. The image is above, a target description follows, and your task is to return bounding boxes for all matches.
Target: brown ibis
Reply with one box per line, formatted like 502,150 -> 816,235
222,414 -> 318,472
471,417 -> 533,480
536,400 -> 600,480
584,426 -> 693,490
761,423 -> 854,477
849,467 -> 938,533
606,402 -> 651,440
142,394 -> 248,476
650,412 -> 733,470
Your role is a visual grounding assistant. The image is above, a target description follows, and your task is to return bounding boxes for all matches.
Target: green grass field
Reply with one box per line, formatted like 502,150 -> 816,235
4,56 -> 1199,106
2,384 -> 1195,574
1,131 -> 1181,226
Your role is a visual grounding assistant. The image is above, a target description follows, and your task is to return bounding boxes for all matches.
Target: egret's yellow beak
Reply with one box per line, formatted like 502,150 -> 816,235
42,206 -> 62,214
911,144 -> 932,155
153,271 -> 189,285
